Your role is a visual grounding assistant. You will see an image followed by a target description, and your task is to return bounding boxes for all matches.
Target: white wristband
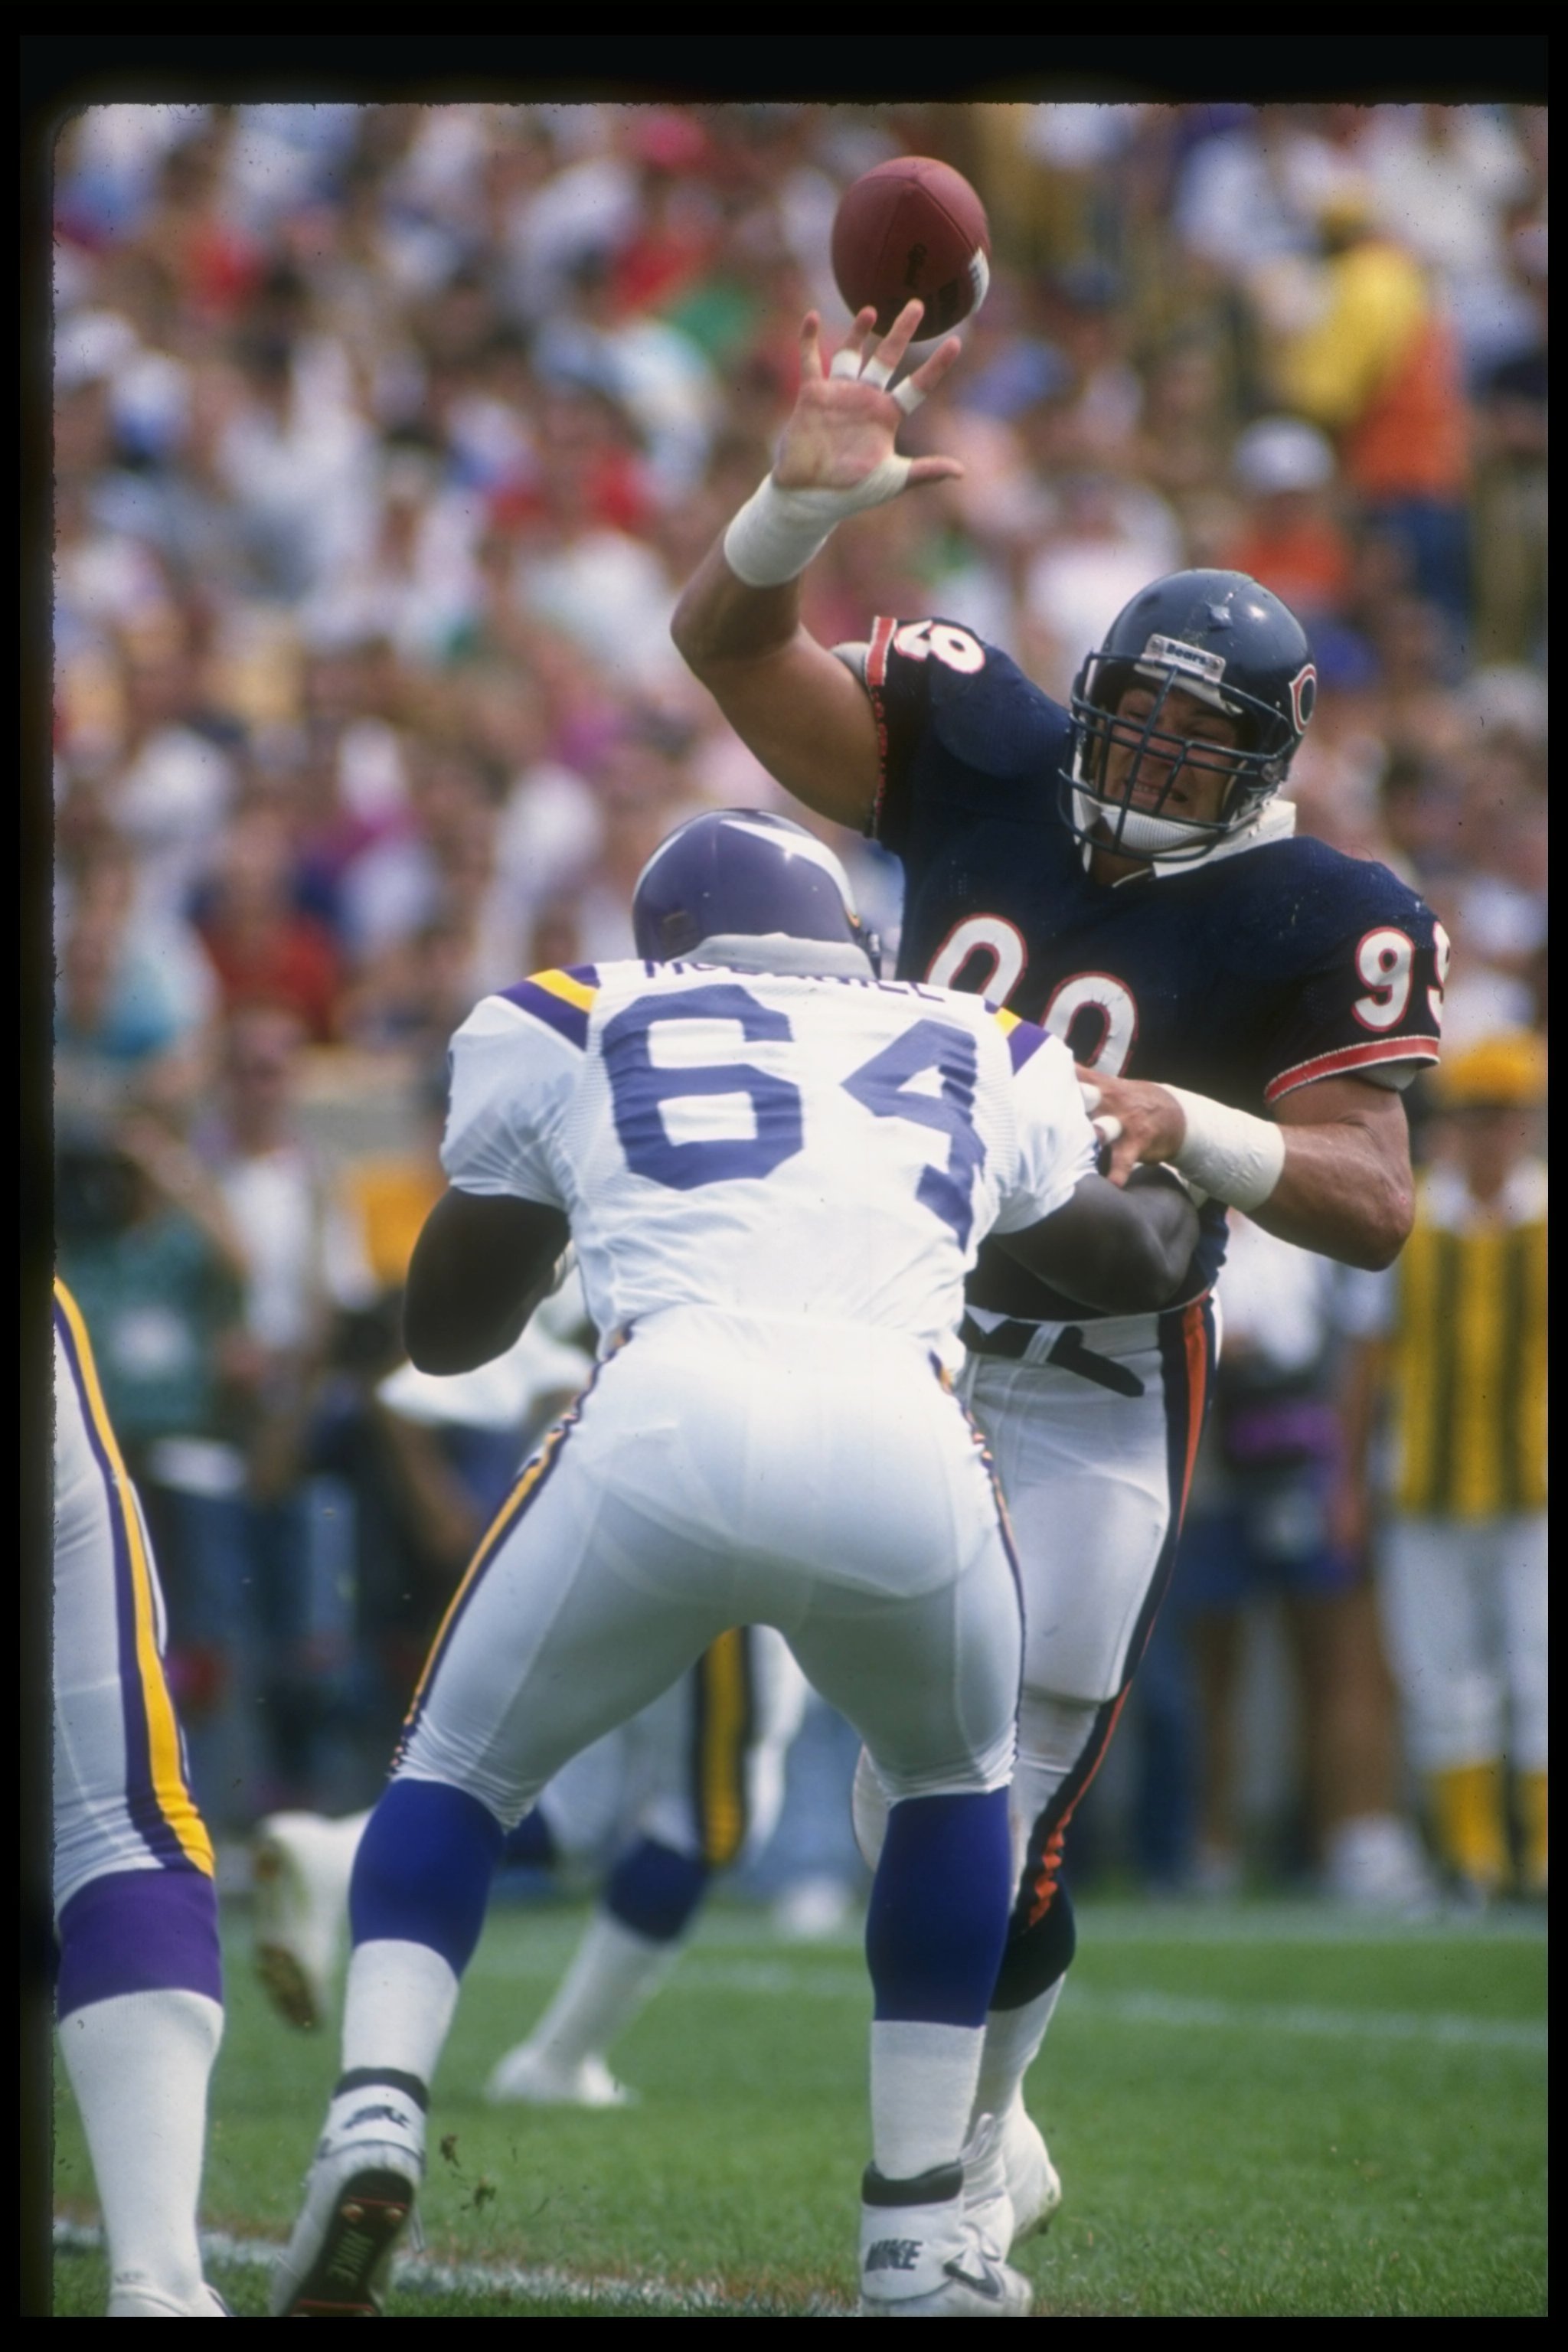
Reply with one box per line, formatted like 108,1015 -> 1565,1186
1163,1086 -> 1286,1212
721,460 -> 913,588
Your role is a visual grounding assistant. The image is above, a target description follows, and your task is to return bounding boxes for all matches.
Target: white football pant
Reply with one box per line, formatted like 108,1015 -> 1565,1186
396,1307 -> 1024,1824
956,1303 -> 1217,1910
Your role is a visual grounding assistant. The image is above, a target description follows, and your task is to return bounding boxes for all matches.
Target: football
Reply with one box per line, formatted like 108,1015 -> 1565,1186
831,156 -> 991,342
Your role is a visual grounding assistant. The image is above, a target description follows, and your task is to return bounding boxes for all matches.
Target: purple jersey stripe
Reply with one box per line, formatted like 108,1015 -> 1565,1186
53,1302 -> 191,1873
1004,1018 -> 1051,1074
498,965 -> 600,1050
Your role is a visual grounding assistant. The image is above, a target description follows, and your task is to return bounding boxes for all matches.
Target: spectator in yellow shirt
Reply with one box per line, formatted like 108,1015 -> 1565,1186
1336,1033 -> 1547,1901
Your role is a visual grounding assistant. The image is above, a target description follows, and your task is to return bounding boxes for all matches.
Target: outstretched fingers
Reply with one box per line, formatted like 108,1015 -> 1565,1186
872,297 -> 929,377
799,311 -> 826,381
905,332 -> 965,403
906,455 -> 966,487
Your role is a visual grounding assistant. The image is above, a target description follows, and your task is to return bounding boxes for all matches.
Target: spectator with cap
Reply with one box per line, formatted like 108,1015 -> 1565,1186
1334,1033 -> 1548,1903
1220,416 -> 1353,626
1261,185 -> 1472,649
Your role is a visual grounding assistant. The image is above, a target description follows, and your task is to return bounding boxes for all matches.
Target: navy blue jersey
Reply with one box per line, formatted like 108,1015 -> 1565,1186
859,616 -> 1446,1321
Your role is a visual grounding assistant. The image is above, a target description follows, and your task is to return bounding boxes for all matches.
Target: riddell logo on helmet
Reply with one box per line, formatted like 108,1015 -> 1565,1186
1289,662 -> 1318,733
1142,635 -> 1227,685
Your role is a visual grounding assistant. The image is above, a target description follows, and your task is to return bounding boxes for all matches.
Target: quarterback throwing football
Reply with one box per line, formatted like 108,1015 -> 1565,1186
671,299 -> 1446,2248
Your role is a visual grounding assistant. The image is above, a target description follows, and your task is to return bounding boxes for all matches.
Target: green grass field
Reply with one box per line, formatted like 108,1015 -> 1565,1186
53,1894 -> 1547,2318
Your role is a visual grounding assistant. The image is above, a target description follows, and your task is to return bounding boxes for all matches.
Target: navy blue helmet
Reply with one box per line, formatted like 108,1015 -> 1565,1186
1062,569 -> 1317,864
632,808 -> 880,971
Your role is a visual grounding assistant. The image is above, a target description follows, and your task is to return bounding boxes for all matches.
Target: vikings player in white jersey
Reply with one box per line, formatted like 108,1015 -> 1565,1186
272,809 -> 1197,2320
52,1279 -> 228,2317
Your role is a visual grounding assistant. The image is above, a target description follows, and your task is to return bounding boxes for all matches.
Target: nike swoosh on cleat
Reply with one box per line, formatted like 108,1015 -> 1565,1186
942,2259 -> 1006,2301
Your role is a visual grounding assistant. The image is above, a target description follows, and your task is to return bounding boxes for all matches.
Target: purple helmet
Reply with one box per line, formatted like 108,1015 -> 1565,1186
632,809 -> 880,971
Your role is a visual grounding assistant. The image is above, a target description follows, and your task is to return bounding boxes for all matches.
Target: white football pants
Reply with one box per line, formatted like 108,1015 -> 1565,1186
396,1308 -> 1023,1824
956,1302 -> 1216,1918
538,1625 -> 808,1872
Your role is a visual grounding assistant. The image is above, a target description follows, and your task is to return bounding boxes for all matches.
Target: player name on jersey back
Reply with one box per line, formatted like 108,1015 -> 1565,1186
441,961 -> 1097,1370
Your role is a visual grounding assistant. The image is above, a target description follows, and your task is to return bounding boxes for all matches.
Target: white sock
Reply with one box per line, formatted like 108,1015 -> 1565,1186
969,1978 -> 1066,2135
520,1909 -> 682,2071
341,1939 -> 460,2089
870,2020 -> 985,2183
58,1988 -> 222,2314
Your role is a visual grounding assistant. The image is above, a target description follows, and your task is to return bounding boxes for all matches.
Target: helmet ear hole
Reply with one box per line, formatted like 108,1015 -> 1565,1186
658,910 -> 699,958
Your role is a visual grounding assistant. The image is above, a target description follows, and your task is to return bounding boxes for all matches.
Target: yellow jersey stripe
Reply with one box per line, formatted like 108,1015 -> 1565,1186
534,968 -> 599,1013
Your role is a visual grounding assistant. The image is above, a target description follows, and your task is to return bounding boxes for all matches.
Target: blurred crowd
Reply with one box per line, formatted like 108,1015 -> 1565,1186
53,100 -> 1547,1899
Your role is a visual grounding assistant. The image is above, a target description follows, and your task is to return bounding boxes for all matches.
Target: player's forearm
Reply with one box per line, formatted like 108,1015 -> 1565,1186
671,537 -> 802,675
1250,1122 -> 1413,1269
403,1191 -> 572,1374
998,1170 -> 1199,1313
671,538 -> 881,831
1086,1071 -> 1414,1273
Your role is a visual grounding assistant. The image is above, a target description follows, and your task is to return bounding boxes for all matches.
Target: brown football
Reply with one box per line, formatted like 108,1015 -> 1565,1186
831,156 -> 991,343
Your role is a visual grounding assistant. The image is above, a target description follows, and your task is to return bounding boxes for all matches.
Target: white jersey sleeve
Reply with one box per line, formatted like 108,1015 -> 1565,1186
442,972 -> 596,1206
987,1019 -> 1099,1234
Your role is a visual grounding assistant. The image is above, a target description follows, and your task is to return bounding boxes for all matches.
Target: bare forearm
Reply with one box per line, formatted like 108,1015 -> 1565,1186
403,1191 -> 571,1374
1086,1070 -> 1415,1273
670,541 -> 880,829
1251,1122 -> 1413,1270
671,539 -> 802,674
998,1169 -> 1199,1313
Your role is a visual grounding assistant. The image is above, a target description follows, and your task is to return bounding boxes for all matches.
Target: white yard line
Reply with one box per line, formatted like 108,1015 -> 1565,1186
51,2216 -> 853,2316
482,1896 -> 1547,1957
1063,1987 -> 1545,2052
468,1949 -> 1546,2053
